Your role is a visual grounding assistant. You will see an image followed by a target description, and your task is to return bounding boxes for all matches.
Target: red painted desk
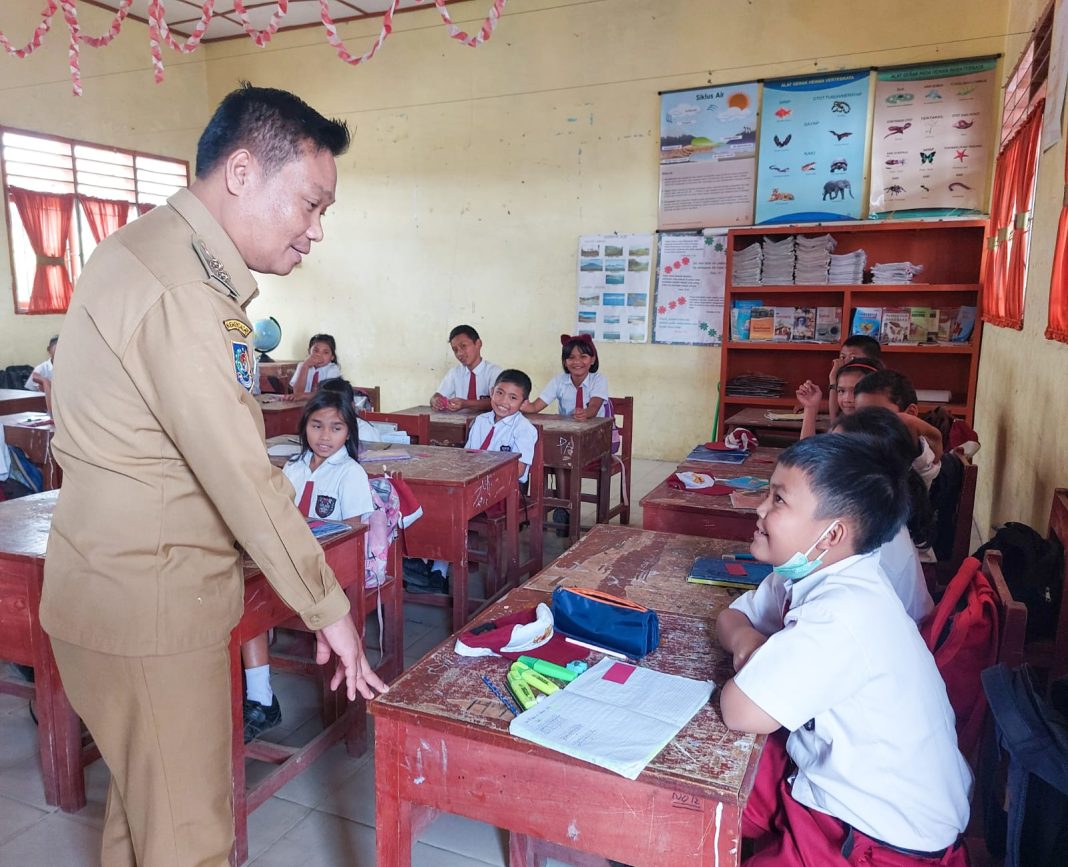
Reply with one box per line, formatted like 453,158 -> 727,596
256,394 -> 308,438
371,576 -> 763,866
722,407 -> 829,444
2,412 -> 60,489
0,491 -> 394,867
675,445 -> 782,478
393,404 -> 479,447
0,388 -> 46,415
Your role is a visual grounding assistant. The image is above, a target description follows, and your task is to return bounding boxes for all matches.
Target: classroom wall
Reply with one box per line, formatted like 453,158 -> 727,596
199,0 -> 1008,459
0,3 -> 211,367
970,0 -> 1068,535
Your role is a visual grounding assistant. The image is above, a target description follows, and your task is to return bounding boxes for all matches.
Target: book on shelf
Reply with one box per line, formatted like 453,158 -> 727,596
881,307 -> 911,344
792,306 -> 815,341
851,307 -> 882,340
773,307 -> 794,342
748,306 -> 775,341
815,307 -> 841,343
730,299 -> 764,341
909,307 -> 932,343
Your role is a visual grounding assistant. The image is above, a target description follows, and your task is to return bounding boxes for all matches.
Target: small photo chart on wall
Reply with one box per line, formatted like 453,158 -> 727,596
658,82 -> 759,230
755,71 -> 871,224
577,234 -> 654,343
869,57 -> 997,215
652,231 -> 727,346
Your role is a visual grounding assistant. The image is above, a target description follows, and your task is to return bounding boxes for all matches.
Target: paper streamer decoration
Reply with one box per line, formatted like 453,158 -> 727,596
0,0 -> 509,93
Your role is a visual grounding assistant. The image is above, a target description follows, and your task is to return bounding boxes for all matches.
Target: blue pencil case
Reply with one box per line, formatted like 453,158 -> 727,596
551,586 -> 660,659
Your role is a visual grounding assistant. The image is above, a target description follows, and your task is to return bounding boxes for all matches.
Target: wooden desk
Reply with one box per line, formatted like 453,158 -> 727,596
0,491 -> 390,867
371,580 -> 763,866
723,407 -> 830,444
256,394 -> 308,438
0,388 -> 46,415
676,445 -> 783,478
641,477 -> 761,541
1,412 -> 60,489
393,404 -> 479,447
258,360 -> 299,394
383,445 -> 521,632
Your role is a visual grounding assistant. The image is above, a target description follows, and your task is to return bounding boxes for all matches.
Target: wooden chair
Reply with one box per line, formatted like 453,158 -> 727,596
579,396 -> 633,525
351,385 -> 381,412
361,410 -> 429,445
467,435 -> 546,601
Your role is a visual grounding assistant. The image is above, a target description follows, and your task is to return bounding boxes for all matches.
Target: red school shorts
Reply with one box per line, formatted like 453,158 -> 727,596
742,730 -> 971,867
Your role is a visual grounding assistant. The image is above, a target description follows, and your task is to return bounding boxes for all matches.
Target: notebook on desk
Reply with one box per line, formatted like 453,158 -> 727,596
684,444 -> 749,464
687,556 -> 772,589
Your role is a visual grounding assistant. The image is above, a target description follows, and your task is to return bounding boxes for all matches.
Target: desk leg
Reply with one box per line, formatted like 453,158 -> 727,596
229,637 -> 249,867
596,454 -> 611,526
505,486 -> 519,591
509,833 -> 549,867
34,638 -> 85,812
567,461 -> 581,546
452,529 -> 470,634
375,717 -> 415,867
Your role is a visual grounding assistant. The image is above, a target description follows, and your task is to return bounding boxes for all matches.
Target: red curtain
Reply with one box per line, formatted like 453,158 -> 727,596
1047,138 -> 1068,343
136,202 -> 156,217
80,195 -> 130,242
982,100 -> 1044,329
9,187 -> 76,314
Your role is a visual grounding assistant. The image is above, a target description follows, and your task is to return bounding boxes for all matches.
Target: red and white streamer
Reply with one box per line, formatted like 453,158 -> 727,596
0,0 -> 509,93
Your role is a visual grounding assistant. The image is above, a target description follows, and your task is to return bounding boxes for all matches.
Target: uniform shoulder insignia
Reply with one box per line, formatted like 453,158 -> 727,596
192,236 -> 237,298
224,318 -> 252,337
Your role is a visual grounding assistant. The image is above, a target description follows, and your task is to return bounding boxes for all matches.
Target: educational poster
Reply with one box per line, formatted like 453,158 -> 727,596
658,82 -> 759,230
870,58 -> 997,214
652,231 -> 727,346
755,71 -> 871,224
577,234 -> 654,343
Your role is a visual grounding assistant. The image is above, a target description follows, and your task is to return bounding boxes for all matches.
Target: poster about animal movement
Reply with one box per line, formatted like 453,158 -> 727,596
658,82 -> 759,230
870,58 -> 997,215
652,231 -> 726,346
754,71 -> 871,224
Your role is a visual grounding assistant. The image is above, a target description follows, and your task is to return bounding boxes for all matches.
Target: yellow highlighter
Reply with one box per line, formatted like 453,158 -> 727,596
506,668 -> 538,711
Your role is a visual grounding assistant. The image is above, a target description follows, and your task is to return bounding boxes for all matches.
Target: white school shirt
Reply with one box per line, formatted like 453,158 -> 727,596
436,359 -> 502,401
537,371 -> 610,418
877,526 -> 935,622
282,448 -> 374,521
731,552 -> 972,852
289,361 -> 342,393
24,359 -> 53,391
465,411 -> 538,483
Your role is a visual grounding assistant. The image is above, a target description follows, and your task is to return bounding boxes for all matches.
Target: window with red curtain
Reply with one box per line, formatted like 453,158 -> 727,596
1047,143 -> 1068,342
9,187 -> 76,314
80,195 -> 130,244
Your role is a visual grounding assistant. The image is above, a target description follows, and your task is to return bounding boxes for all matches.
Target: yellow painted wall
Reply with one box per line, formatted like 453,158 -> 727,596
0,3 -> 210,366
971,0 -> 1068,535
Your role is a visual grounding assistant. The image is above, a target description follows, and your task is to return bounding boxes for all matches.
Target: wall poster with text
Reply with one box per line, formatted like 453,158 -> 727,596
658,82 -> 759,230
755,71 -> 871,224
577,234 -> 654,344
870,57 -> 997,215
652,232 -> 726,346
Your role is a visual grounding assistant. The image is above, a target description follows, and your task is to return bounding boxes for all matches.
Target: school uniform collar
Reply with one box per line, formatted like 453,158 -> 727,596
487,411 -> 523,429
783,551 -> 877,605
297,447 -> 352,470
467,358 -> 491,375
167,188 -> 259,306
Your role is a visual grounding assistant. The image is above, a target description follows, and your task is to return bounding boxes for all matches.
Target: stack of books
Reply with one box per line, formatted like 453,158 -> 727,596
732,243 -> 764,286
761,236 -> 796,285
794,234 -> 836,284
871,261 -> 924,284
725,372 -> 785,398
828,249 -> 867,284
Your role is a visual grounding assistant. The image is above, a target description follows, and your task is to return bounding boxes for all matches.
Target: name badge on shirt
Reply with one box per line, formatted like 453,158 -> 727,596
499,445 -> 513,452
232,341 -> 253,391
315,495 -> 337,519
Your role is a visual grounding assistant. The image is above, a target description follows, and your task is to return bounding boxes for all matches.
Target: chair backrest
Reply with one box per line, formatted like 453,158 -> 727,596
1048,488 -> 1068,683
980,550 -> 1029,669
949,460 -> 979,571
526,428 -> 545,507
351,385 -> 381,412
606,396 -> 634,464
362,411 -> 429,445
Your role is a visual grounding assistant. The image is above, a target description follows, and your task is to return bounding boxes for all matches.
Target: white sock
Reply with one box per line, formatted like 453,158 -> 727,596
431,560 -> 450,576
245,664 -> 273,706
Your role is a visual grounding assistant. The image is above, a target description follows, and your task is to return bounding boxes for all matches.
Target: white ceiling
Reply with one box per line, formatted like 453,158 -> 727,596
83,0 -> 470,42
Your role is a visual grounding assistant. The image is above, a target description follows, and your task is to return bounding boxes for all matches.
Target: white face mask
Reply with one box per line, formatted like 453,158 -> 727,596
775,521 -> 840,582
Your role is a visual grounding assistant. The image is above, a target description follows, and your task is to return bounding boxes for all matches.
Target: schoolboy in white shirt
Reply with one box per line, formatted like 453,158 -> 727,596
717,434 -> 971,867
25,335 -> 58,392
430,324 -> 502,413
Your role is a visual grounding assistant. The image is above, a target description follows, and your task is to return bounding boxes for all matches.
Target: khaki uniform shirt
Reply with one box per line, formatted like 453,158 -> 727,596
40,188 -> 350,656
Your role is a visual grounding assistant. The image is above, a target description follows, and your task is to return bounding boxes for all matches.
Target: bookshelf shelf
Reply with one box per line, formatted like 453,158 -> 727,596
719,219 -> 985,438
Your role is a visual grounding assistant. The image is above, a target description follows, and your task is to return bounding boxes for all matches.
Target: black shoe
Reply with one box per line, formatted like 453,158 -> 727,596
243,696 -> 282,743
553,507 -> 571,537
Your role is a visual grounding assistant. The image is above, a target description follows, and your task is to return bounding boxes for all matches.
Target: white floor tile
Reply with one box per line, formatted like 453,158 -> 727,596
272,741 -> 369,810
0,794 -> 49,846
250,809 -> 375,866
0,811 -> 101,866
246,796 -> 313,862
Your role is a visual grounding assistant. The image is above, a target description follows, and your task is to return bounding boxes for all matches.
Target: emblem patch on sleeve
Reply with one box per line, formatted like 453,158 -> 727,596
232,341 -> 254,391
224,318 -> 252,337
315,495 -> 337,518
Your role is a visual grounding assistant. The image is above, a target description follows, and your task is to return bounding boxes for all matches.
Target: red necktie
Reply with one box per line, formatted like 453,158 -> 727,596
297,481 -> 314,517
311,370 -> 320,389
575,386 -> 584,411
467,371 -> 478,401
478,424 -> 495,450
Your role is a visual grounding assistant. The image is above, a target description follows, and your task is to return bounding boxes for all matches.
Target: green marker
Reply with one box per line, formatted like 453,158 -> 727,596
516,655 -> 578,683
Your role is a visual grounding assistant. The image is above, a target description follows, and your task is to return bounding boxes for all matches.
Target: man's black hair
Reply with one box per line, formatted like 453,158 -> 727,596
854,369 -> 918,411
842,334 -> 882,358
777,433 -> 909,555
495,369 -> 533,400
449,324 -> 480,343
196,83 -> 350,177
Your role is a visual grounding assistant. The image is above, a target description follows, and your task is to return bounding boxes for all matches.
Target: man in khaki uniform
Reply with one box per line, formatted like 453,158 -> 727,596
39,85 -> 386,866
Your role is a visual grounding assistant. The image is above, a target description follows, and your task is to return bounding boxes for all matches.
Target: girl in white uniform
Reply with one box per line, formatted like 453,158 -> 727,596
287,333 -> 342,400
522,334 -> 610,420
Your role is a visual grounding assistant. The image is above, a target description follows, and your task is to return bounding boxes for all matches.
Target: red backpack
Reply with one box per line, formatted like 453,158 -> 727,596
920,556 -> 1000,758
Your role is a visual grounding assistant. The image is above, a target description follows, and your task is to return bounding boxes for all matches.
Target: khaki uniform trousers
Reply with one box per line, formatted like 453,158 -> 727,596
51,638 -> 233,867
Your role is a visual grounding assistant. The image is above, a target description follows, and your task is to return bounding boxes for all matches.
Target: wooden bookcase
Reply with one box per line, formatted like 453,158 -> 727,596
718,219 -> 986,437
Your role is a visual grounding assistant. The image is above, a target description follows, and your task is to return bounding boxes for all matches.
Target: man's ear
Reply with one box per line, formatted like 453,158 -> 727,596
223,148 -> 254,197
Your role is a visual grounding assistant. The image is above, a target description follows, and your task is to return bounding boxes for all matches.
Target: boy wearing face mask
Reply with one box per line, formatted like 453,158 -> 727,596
715,434 -> 971,867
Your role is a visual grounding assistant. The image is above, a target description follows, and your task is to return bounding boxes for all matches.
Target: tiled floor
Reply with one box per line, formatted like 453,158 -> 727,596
0,460 -> 676,866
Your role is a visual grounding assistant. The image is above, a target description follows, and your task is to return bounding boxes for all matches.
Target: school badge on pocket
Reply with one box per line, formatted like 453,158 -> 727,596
232,341 -> 253,391
315,495 -> 337,518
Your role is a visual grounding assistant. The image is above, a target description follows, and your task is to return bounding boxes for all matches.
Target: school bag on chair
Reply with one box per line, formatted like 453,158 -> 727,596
920,556 -> 999,757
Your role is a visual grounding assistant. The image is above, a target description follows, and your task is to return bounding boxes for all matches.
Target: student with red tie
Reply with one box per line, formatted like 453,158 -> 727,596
429,324 -> 502,412
522,334 -> 610,420
241,385 -> 373,741
287,333 -> 342,400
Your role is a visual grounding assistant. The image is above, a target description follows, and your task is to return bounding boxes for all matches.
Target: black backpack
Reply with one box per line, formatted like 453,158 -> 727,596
0,365 -> 33,390
974,523 -> 1064,641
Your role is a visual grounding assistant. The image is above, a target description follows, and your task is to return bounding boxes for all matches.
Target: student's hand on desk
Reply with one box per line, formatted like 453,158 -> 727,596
573,407 -> 592,421
317,615 -> 389,701
795,380 -> 822,410
446,397 -> 465,411
430,395 -> 447,411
